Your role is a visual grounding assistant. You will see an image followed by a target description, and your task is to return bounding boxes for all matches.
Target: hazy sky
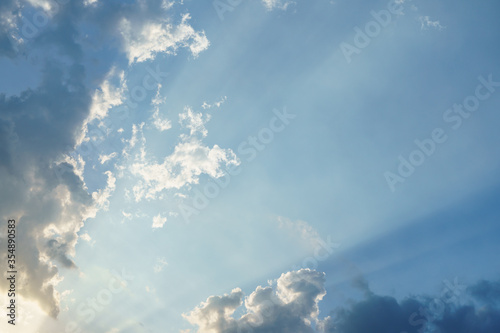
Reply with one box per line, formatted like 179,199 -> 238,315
1,0 -> 500,332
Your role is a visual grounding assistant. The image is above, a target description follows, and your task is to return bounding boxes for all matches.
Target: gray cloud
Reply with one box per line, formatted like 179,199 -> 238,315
0,0 -> 210,318
186,270 -> 500,333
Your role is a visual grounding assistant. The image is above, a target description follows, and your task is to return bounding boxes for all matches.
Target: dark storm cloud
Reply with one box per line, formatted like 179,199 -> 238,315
319,295 -> 424,333
468,279 -> 500,306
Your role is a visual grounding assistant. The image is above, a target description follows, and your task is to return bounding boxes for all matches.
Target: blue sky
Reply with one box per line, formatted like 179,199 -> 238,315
1,0 -> 500,332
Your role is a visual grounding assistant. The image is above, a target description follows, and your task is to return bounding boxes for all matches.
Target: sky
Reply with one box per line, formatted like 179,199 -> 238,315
0,0 -> 500,332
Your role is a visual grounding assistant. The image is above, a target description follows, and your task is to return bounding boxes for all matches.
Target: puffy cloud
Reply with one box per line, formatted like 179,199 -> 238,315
79,232 -> 92,242
185,287 -> 244,332
152,213 -> 167,229
184,269 -> 326,333
130,137 -> 239,201
88,68 -> 125,121
179,106 -> 211,137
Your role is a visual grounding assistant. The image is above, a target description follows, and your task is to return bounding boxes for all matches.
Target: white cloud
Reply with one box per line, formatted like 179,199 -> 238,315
184,269 -> 326,333
91,171 -> 116,211
129,106 -> 238,201
77,68 -> 125,146
152,213 -> 167,229
89,72 -> 125,121
83,0 -> 98,6
98,152 -> 118,164
79,233 -> 92,242
179,106 -> 211,137
130,137 -> 238,201
419,16 -> 445,30
26,0 -> 55,12
120,13 -> 210,64
152,86 -> 172,132
124,122 -> 145,154
261,0 -> 294,11
201,96 -> 227,110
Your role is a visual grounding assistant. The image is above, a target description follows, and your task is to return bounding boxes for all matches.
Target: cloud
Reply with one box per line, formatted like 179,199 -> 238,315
87,68 -> 126,121
468,280 -> 500,306
261,0 -> 294,11
0,0 -> 20,58
201,96 -> 227,110
0,0 -> 211,319
319,294 -> 424,333
0,36 -> 97,318
320,278 -> 500,333
179,106 -> 211,137
130,137 -> 239,201
419,16 -> 445,30
129,106 -> 238,201
152,213 -> 167,229
185,268 -> 500,333
151,86 -> 172,132
184,269 -> 326,333
91,171 -> 117,211
99,152 -> 118,164
79,232 -> 92,242
120,13 -> 209,64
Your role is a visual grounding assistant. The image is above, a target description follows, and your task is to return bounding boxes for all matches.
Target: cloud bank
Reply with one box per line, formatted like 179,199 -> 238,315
185,269 -> 500,333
